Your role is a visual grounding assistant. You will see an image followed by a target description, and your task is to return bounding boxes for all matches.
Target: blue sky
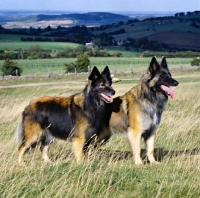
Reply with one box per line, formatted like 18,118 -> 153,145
0,0 -> 199,12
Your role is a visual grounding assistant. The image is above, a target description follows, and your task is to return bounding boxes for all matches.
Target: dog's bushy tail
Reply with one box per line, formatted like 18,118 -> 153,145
15,120 -> 23,142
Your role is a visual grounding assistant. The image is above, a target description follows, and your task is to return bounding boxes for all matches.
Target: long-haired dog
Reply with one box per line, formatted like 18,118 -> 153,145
15,66 -> 115,165
98,57 -> 179,165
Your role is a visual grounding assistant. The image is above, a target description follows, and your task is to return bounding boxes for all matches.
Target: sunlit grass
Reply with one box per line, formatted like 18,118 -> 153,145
0,70 -> 200,197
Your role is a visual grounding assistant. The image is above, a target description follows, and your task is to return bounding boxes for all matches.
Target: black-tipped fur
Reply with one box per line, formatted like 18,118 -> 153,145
98,57 -> 179,165
15,66 -> 115,165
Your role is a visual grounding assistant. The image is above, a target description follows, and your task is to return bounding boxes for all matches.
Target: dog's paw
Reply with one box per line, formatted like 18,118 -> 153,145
44,159 -> 53,164
134,158 -> 143,166
150,160 -> 160,165
19,161 -> 26,166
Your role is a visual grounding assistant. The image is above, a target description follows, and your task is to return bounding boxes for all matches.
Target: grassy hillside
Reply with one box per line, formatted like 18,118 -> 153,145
92,14 -> 200,50
0,34 -> 36,41
0,40 -> 80,51
146,32 -> 200,51
2,12 -> 131,28
92,15 -> 200,39
0,69 -> 200,197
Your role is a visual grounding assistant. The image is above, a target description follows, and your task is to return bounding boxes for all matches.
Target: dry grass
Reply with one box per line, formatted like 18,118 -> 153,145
0,72 -> 200,197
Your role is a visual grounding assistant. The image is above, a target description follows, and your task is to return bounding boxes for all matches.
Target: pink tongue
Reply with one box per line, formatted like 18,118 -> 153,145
161,85 -> 175,99
100,93 -> 113,103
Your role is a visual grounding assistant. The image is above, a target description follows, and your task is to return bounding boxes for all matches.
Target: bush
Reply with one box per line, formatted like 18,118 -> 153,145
112,51 -> 122,57
64,54 -> 90,73
75,54 -> 90,72
64,62 -> 76,73
1,59 -> 23,76
191,58 -> 200,66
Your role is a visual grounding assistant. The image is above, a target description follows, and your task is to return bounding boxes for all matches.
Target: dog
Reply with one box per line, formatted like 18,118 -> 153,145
98,57 -> 179,165
15,66 -> 115,166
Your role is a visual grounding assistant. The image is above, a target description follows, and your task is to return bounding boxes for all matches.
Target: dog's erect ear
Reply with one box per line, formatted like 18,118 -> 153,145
88,66 -> 101,82
101,66 -> 112,82
148,56 -> 160,74
160,56 -> 168,70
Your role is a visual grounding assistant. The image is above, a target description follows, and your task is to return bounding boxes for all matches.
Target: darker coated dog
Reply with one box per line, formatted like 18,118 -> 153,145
15,66 -> 115,165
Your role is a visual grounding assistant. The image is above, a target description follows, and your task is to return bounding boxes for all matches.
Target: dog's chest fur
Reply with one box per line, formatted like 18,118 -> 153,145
139,93 -> 167,135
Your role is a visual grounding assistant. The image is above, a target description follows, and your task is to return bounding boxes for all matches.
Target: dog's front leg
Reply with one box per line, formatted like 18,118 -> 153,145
145,132 -> 160,164
127,127 -> 143,165
72,135 -> 85,162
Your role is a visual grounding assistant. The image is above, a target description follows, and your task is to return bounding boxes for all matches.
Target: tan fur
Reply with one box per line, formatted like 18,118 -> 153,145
107,89 -> 147,165
99,57 -> 179,165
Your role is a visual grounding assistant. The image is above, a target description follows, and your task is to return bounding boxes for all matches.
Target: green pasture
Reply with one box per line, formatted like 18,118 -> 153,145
0,34 -> 34,41
105,46 -> 142,57
0,57 -> 193,76
0,41 -> 80,51
0,39 -> 141,57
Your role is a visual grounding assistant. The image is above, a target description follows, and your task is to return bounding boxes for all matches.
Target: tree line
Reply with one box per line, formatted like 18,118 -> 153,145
0,45 -> 122,60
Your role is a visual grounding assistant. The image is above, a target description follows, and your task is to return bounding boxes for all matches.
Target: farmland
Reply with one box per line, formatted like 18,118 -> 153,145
0,40 -> 80,51
0,57 -> 193,76
146,32 -> 200,51
0,67 -> 200,197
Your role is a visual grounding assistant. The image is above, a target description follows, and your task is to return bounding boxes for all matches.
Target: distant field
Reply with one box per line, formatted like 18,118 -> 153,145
0,34 -> 36,41
0,41 -> 80,51
0,39 -> 141,57
105,46 -> 142,57
0,57 -> 193,75
91,17 -> 200,51
92,18 -> 200,41
3,20 -> 73,29
146,32 -> 200,51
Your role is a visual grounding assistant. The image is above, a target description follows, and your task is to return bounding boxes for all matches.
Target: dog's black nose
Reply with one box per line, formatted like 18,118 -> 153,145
111,89 -> 115,95
174,80 -> 179,86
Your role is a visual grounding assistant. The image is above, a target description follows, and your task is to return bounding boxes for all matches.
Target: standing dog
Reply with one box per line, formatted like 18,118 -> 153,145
15,66 -> 115,165
99,57 -> 179,165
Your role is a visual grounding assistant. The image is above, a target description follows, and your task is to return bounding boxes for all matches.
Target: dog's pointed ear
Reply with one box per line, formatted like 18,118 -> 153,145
101,66 -> 112,81
148,56 -> 160,73
160,56 -> 168,69
88,66 -> 101,82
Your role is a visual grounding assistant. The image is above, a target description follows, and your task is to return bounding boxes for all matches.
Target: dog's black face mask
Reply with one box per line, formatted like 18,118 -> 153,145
148,57 -> 179,99
88,66 -> 115,103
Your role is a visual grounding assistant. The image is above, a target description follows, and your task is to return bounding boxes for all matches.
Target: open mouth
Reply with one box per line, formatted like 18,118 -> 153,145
160,85 -> 175,99
100,93 -> 113,103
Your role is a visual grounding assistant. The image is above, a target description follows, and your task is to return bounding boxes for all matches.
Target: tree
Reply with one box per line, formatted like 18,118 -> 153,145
1,59 -> 23,76
64,62 -> 76,73
112,51 -> 122,57
64,54 -> 90,73
75,54 -> 90,73
191,58 -> 200,66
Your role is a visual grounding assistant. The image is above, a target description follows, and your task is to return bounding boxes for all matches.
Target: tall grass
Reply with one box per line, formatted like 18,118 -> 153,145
0,71 -> 200,197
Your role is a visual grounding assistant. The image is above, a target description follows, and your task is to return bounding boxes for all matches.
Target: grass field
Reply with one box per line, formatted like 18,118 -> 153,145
0,68 -> 200,197
0,41 -> 80,51
0,38 -> 142,57
0,34 -> 36,41
0,57 -> 193,76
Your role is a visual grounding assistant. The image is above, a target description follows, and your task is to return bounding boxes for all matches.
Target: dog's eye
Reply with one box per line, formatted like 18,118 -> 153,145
161,74 -> 165,78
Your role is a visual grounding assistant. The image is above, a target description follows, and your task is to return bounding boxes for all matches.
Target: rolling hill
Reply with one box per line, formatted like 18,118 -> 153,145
2,12 -> 132,28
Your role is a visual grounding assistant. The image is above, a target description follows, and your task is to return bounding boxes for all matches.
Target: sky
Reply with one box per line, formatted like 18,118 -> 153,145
0,0 -> 199,13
